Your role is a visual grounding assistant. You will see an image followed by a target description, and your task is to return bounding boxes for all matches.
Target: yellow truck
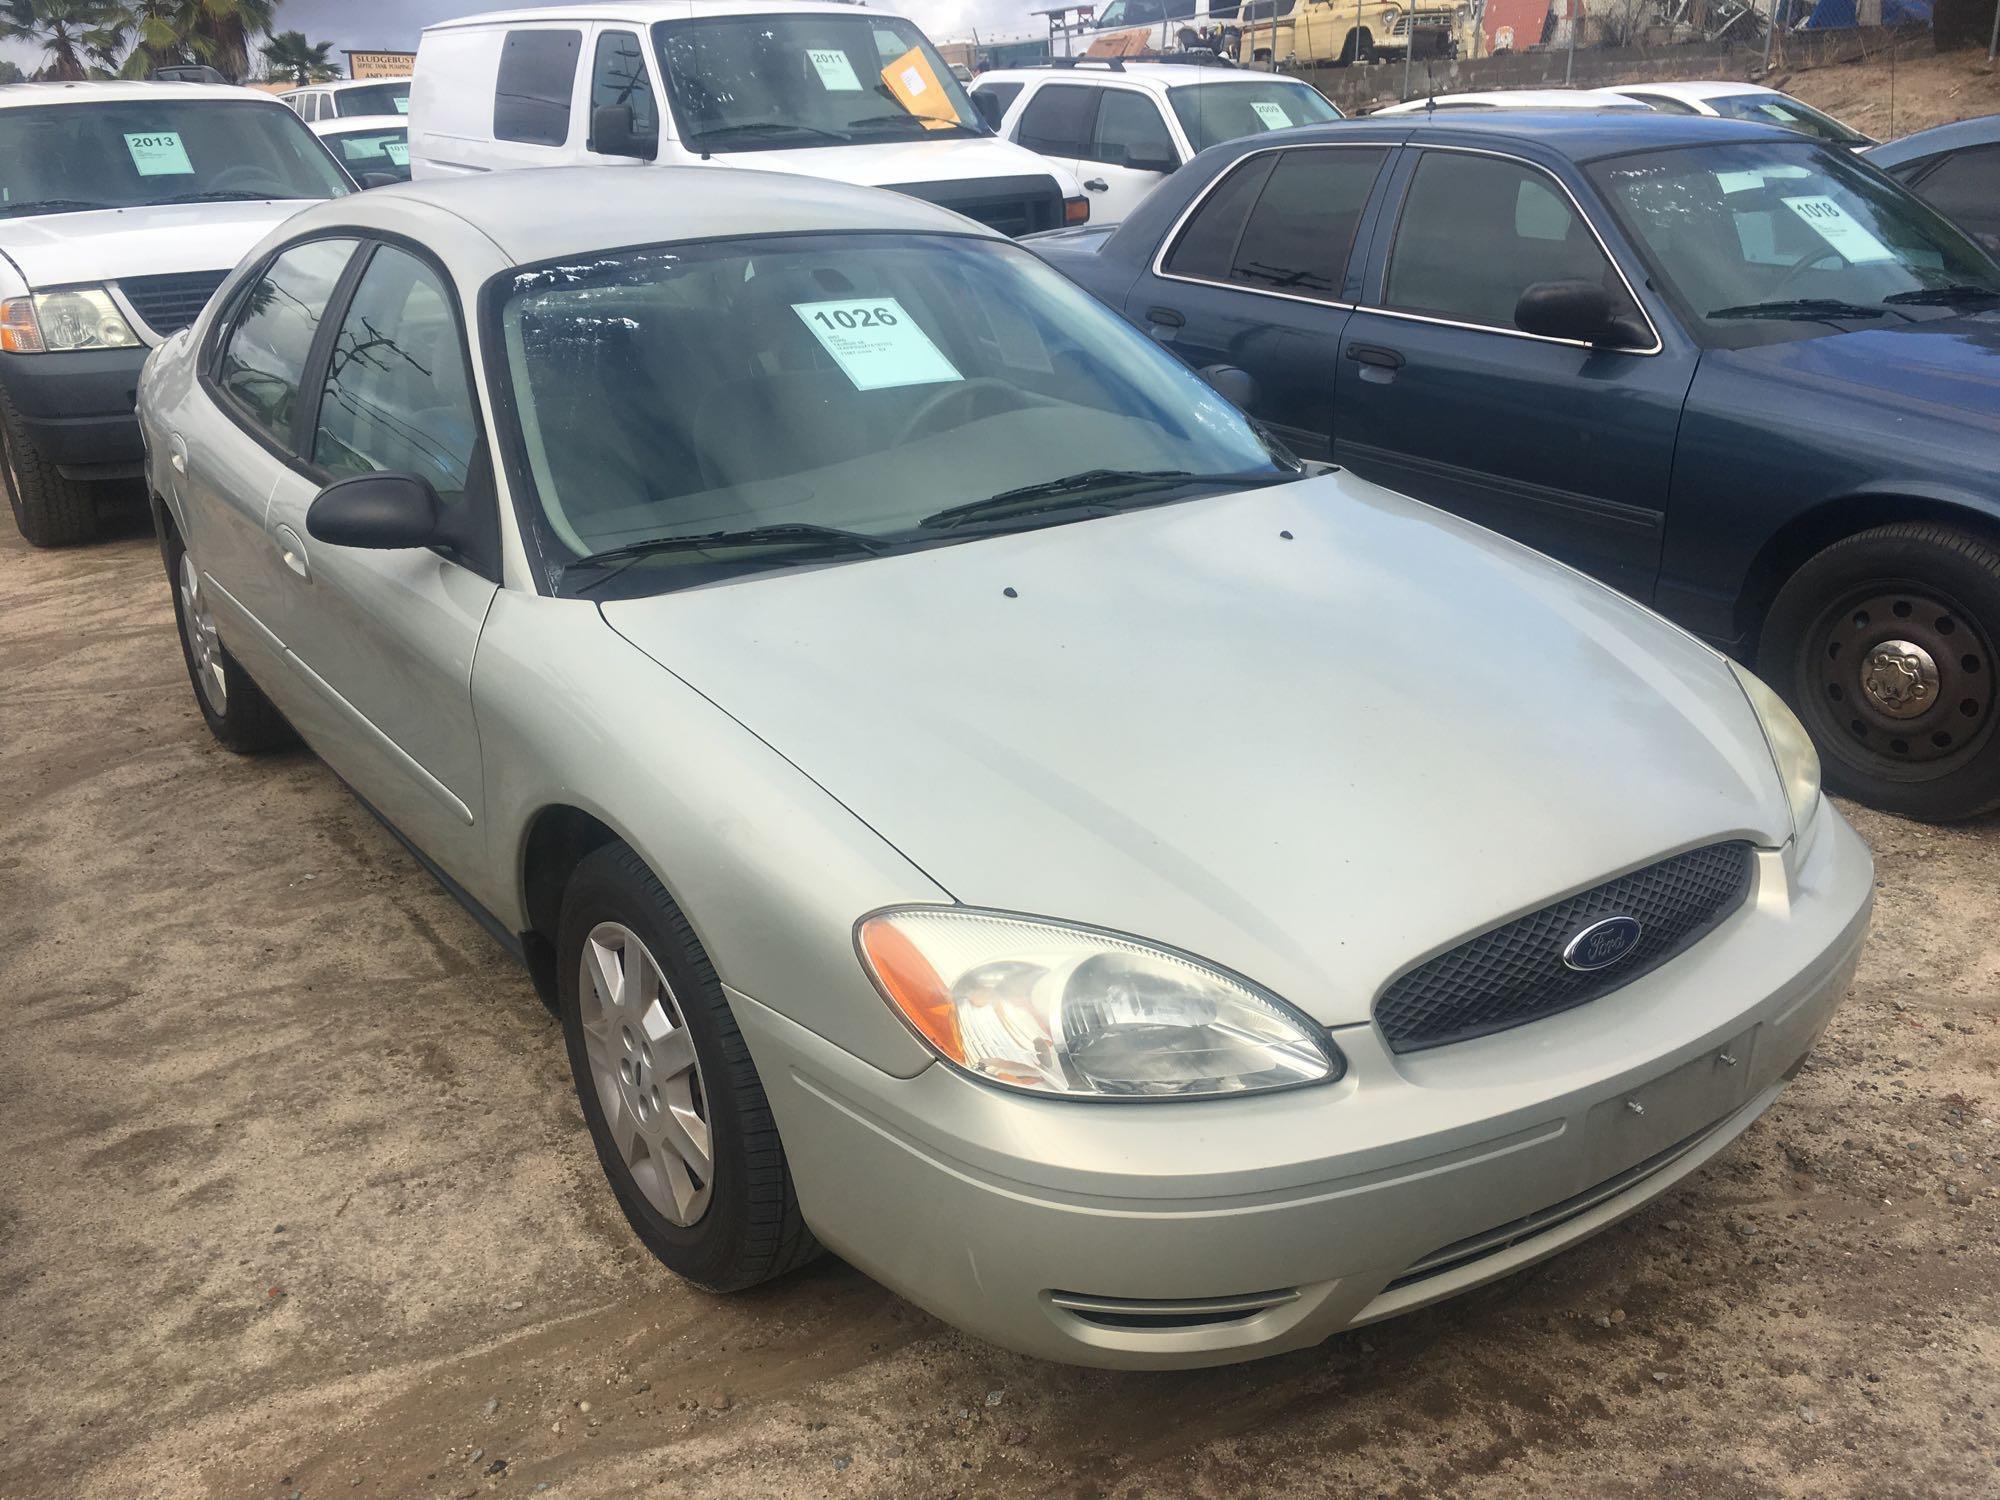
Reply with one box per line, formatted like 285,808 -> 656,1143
1235,0 -> 1478,65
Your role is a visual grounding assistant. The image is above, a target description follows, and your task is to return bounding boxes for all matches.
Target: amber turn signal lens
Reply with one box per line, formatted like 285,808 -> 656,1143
857,915 -> 963,1061
0,298 -> 45,355
1063,195 -> 1090,226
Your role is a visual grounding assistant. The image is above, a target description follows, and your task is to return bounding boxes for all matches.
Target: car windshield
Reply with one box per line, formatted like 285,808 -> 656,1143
1706,92 -> 1870,146
1169,80 -> 1341,153
0,100 -> 351,218
1589,140 -> 2000,346
326,126 -> 410,181
338,82 -> 410,116
495,232 -> 1294,597
652,14 -> 983,151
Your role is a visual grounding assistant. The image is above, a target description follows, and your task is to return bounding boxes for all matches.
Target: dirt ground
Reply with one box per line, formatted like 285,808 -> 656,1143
1772,40 -> 2000,137
5,57 -> 2000,1489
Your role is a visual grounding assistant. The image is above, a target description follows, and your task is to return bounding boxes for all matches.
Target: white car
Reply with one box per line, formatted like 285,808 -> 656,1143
973,60 -> 1341,224
1372,88 -> 1651,115
311,115 -> 412,187
0,80 -> 353,547
409,2 -> 1091,235
282,76 -> 412,124
1606,82 -> 1874,149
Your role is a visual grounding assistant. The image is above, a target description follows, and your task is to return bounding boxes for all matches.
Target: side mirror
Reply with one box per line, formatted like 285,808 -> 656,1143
306,472 -> 440,549
591,102 -> 655,160
1514,280 -> 1636,346
1201,363 -> 1258,409
356,170 -> 402,190
1124,144 -> 1180,174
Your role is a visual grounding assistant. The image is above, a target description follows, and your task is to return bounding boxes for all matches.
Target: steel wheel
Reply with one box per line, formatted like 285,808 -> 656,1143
177,551 -> 228,715
578,922 -> 714,1226
1811,583 -> 1992,774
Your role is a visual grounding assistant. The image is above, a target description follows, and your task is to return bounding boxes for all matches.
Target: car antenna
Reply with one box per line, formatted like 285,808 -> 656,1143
1424,59 -> 1437,111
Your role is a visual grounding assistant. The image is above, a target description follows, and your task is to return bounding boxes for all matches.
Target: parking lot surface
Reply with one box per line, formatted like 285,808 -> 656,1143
3,508 -> 1998,1498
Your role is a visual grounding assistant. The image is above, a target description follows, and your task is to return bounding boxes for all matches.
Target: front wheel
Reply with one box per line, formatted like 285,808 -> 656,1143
557,843 -> 820,1291
1759,521 -> 2000,821
0,381 -> 97,547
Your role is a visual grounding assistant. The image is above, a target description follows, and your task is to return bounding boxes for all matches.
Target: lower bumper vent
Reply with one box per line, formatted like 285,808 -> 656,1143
1048,1287 -> 1299,1332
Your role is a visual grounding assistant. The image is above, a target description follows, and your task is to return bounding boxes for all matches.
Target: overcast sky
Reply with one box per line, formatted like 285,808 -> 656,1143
1,0 -> 1041,73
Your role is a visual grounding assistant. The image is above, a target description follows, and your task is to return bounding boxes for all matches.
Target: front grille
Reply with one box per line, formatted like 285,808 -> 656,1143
1374,842 -> 1755,1052
116,270 -> 230,337
888,174 -> 1066,237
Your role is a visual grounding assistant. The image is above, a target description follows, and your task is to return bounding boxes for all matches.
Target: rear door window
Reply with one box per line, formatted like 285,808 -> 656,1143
495,29 -> 583,146
1014,84 -> 1098,158
216,238 -> 358,450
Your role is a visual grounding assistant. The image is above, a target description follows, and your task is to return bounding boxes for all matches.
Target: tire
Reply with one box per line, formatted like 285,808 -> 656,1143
1759,521 -> 2000,822
0,380 -> 98,547
557,843 -> 820,1292
165,521 -> 297,754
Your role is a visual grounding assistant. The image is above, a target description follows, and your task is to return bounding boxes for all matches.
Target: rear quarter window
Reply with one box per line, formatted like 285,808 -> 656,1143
495,29 -> 583,146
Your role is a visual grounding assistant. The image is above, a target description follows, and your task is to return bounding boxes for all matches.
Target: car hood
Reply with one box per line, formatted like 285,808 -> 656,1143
0,200 -> 320,289
705,134 -> 1079,194
601,474 -> 1788,1026
1704,310 -> 2000,436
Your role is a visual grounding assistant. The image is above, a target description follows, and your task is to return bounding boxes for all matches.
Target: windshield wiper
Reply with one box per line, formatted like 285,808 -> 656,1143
1706,298 -> 1888,322
920,476 -> 1216,540
561,523 -> 888,594
161,189 -> 277,204
1881,283 -> 2000,306
0,198 -> 116,218
690,121 -> 851,146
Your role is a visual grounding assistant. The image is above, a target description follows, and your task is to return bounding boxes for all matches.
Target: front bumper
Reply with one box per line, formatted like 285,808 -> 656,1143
734,808 -> 1874,1369
0,346 -> 150,478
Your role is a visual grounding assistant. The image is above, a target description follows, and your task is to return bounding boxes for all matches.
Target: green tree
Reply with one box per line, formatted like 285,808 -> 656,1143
0,0 -> 125,81
104,0 -> 192,76
0,56 -> 25,82
259,26 -> 333,85
192,0 -> 274,82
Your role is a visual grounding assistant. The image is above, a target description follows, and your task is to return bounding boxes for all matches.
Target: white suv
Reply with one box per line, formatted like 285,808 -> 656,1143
0,81 -> 353,546
973,61 -> 1340,224
409,2 -> 1089,236
281,77 -> 412,124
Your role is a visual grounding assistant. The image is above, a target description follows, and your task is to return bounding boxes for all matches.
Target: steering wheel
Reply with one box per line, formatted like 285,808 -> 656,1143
892,378 -> 1055,446
1768,244 -> 1847,299
206,164 -> 289,196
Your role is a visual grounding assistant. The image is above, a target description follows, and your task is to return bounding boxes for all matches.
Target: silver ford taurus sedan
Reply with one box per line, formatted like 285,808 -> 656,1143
136,166 -> 1874,1369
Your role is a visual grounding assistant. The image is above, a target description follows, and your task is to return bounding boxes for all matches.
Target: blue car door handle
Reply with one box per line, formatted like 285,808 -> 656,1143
1345,343 -> 1404,371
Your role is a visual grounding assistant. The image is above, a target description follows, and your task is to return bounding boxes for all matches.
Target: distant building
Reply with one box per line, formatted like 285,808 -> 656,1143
344,49 -> 416,79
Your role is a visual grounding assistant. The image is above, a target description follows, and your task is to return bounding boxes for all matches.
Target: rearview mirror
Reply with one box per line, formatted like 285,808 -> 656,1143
1201,364 -> 1258,409
1514,280 -> 1640,346
306,472 -> 440,550
591,103 -> 656,160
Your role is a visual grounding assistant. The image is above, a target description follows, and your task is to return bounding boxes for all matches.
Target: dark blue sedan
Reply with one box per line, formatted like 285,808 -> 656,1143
1030,110 -> 2000,821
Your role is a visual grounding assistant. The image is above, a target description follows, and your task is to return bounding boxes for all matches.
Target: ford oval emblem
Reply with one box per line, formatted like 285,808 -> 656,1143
1562,916 -> 1643,972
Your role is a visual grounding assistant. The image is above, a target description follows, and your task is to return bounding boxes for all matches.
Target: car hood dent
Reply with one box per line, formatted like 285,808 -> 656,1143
702,135 -> 1080,194
602,475 -> 1788,1026
0,200 -> 321,288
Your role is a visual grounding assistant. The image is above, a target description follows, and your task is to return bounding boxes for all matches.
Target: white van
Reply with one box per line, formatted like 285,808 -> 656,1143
409,2 -> 1090,235
282,77 -> 412,123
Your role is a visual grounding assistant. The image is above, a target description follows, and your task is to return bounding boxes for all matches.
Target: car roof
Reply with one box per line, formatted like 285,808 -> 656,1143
1865,111 -> 2000,167
1233,110 -> 1806,159
1373,88 -> 1650,114
292,164 -> 1001,265
1614,80 -> 1771,102
427,0 -> 894,30
310,114 -> 410,134
0,79 -> 276,109
975,62 -> 1292,91
286,78 -> 411,92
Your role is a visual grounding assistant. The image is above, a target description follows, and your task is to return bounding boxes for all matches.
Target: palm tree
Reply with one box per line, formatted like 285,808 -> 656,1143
259,26 -> 334,86
192,0 -> 274,83
0,1 -> 123,82
103,0 -> 191,77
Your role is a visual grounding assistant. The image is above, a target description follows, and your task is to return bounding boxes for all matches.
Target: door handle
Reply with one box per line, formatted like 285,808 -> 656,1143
168,432 -> 188,475
1344,343 -> 1405,370
272,523 -> 311,582
1084,178 -> 1109,192
1146,306 -> 1185,329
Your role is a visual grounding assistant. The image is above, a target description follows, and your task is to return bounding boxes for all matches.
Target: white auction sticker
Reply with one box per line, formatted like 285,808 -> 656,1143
394,96 -> 410,113
807,47 -> 863,91
384,141 -> 410,166
1249,100 -> 1291,130
899,63 -> 928,96
124,131 -> 194,177
793,298 -> 961,391
1781,195 -> 1896,263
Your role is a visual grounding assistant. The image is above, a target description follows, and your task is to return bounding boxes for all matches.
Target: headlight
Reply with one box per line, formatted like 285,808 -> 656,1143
1729,661 -> 1822,843
0,288 -> 143,354
857,908 -> 1341,1100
